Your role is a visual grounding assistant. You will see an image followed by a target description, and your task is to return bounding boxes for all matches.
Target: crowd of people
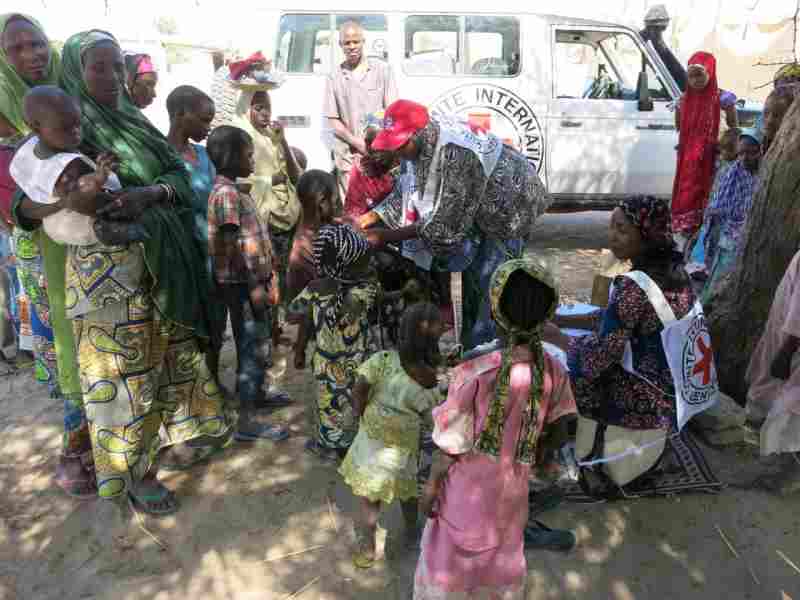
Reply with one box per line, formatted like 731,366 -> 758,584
1,11 -> 799,599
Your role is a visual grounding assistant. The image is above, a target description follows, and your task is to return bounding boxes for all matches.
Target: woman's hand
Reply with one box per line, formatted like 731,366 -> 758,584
272,173 -> 288,187
95,186 -> 162,221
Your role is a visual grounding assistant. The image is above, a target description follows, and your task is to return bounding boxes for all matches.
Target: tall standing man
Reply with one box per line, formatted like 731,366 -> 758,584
323,20 -> 398,206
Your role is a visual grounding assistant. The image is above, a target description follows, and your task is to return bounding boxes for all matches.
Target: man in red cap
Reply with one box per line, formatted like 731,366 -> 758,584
323,20 -> 398,207
366,99 -> 550,352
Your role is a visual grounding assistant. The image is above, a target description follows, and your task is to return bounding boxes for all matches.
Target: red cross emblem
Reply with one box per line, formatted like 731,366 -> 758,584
691,336 -> 713,386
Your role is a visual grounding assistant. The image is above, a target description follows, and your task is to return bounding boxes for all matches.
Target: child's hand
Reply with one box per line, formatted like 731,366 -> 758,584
771,349 -> 794,381
249,284 -> 269,317
96,152 -> 119,180
293,346 -> 305,370
419,481 -> 440,518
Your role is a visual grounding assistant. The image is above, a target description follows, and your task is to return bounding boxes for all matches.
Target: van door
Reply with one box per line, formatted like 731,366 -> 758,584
547,27 -> 677,206
271,12 -> 391,171
395,14 -> 546,177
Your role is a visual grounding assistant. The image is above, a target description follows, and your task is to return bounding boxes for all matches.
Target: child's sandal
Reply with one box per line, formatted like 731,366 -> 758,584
352,551 -> 376,569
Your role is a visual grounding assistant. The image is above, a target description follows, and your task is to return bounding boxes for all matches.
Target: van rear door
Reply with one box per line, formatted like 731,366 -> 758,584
547,26 -> 677,207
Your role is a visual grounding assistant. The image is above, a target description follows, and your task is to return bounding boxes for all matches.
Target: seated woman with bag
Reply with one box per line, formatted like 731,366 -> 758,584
544,196 -> 697,492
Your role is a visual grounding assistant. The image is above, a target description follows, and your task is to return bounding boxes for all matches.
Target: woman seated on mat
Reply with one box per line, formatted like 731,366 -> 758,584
543,196 -> 694,431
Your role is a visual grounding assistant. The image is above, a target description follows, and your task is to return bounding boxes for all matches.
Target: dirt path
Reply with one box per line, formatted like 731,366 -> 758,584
2,214 -> 799,600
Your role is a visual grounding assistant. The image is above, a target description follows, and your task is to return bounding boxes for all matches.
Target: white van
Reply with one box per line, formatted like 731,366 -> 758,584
266,10 -> 685,209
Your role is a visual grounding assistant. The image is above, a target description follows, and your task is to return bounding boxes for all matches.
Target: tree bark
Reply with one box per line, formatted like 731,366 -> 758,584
707,97 -> 800,404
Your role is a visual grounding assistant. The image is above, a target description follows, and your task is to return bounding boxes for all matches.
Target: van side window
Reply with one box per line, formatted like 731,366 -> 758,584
277,14 -> 331,74
277,13 -> 389,74
404,15 -> 459,75
403,15 -> 520,77
466,16 -> 520,77
554,30 -> 670,100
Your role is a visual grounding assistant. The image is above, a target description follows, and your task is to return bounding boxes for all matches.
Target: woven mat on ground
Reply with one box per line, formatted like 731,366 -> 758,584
530,431 -> 722,512
564,430 -> 722,502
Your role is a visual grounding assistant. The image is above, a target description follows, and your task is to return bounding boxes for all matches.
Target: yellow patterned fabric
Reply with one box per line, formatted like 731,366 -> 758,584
74,290 -> 232,499
64,241 -> 146,318
339,351 -> 440,504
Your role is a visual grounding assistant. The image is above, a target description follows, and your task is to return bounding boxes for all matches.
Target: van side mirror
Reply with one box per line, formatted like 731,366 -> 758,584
637,69 -> 654,112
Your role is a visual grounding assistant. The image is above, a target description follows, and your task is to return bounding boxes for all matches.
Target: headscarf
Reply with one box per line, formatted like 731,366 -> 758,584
0,13 -> 61,141
312,223 -> 370,329
124,52 -> 155,90
619,195 -> 674,251
774,63 -> 800,86
475,257 -> 558,465
619,195 -> 688,290
672,51 -> 720,235
60,30 -> 211,335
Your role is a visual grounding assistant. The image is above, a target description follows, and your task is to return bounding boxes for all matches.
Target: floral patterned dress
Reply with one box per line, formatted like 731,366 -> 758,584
567,275 -> 694,430
339,351 -> 441,503
289,280 -> 379,450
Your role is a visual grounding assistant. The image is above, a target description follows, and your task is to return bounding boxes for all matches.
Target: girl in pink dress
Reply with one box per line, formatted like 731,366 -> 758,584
414,258 -> 576,600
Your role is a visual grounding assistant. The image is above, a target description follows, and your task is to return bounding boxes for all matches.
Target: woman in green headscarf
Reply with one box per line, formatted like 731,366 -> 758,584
0,13 -> 95,499
414,258 -> 576,599
20,29 -> 231,514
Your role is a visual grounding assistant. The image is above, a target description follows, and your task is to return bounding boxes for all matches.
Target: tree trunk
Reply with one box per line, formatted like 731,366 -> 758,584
707,97 -> 800,404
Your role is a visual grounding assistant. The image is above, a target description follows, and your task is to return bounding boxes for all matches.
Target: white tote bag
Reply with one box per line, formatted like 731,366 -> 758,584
622,271 -> 719,430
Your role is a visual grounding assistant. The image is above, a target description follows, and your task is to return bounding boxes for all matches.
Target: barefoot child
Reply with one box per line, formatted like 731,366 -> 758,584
340,302 -> 444,568
10,86 -> 147,246
289,223 -> 378,461
413,258 -> 577,600
206,125 -> 289,443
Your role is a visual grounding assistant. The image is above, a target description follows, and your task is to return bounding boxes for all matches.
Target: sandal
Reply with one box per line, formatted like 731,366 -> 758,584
352,550 -> 376,569
55,457 -> 97,500
523,520 -> 576,552
234,423 -> 289,442
254,390 -> 293,411
128,482 -> 179,517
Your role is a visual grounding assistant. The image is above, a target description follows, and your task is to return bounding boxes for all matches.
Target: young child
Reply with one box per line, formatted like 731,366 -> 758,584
289,223 -> 379,461
340,302 -> 444,569
286,169 -> 337,303
672,52 -> 738,244
686,127 -> 740,267
10,86 -> 144,247
413,258 -> 577,600
206,125 -> 289,443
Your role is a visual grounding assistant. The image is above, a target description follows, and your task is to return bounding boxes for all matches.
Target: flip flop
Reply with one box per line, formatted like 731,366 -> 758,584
127,484 -> 179,517
352,551 -> 376,569
524,520 -> 576,552
54,474 -> 97,499
254,391 -> 293,411
55,460 -> 97,500
234,423 -> 289,442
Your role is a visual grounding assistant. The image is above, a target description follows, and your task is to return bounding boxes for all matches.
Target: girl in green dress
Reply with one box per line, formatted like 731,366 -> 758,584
339,302 -> 444,569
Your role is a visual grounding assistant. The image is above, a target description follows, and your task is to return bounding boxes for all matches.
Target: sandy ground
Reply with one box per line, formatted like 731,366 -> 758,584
2,213 -> 800,600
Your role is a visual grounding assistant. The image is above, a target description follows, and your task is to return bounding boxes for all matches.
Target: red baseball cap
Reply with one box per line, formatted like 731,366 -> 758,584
371,99 -> 430,152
